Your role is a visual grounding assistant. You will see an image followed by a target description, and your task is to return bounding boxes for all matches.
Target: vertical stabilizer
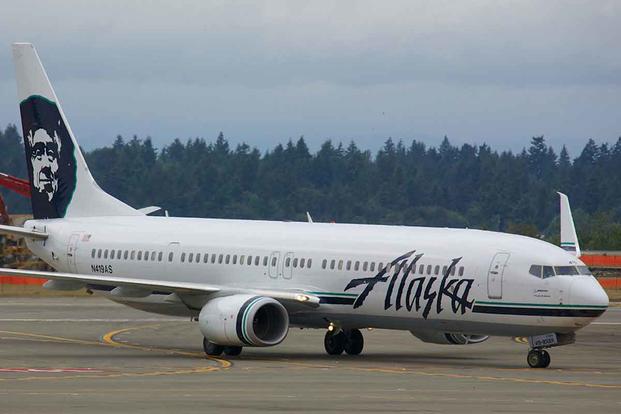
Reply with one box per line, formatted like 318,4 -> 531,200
12,43 -> 141,219
558,192 -> 581,257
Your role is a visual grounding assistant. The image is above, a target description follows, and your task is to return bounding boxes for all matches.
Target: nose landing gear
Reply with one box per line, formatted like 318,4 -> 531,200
527,349 -> 551,368
324,328 -> 364,355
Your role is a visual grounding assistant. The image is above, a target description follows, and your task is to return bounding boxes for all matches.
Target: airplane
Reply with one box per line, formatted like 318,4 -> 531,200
0,43 -> 609,368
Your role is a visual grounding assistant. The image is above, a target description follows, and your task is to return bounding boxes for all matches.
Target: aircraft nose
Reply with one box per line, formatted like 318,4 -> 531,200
569,277 -> 609,309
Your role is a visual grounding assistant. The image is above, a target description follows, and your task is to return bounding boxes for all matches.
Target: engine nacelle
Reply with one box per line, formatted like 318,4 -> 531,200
411,330 -> 489,345
199,294 -> 289,347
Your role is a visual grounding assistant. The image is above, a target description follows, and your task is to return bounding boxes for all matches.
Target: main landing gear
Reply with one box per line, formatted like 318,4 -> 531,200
324,329 -> 364,355
203,337 -> 243,357
527,349 -> 551,368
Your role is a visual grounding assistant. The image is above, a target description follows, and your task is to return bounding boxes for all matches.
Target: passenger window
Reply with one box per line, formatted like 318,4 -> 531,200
97,249 -> 102,258
168,252 -> 173,262
330,260 -> 335,270
240,255 -> 245,265
442,266 -> 447,275
211,254 -> 216,264
542,266 -> 555,279
218,254 -> 223,264
354,261 -> 360,271
110,250 -> 115,260
338,260 -> 343,270
144,251 -> 149,261
246,255 -> 251,265
203,254 -> 208,263
158,252 -> 163,262
300,258 -> 305,268
285,257 -> 291,267
271,257 -> 277,267
346,260 -> 351,271
322,259 -> 327,269
131,250 -> 135,260
226,254 -> 231,264
194,253 -> 200,263
188,253 -> 194,262
255,256 -> 260,266
529,265 -> 542,278
293,258 -> 298,268
419,264 -> 424,274
263,256 -> 268,266
232,255 -> 237,265
434,265 -> 440,275
91,249 -> 96,258
151,251 -> 157,261
307,259 -> 312,268
458,266 -> 464,277
370,262 -> 375,272
124,250 -> 129,260
427,265 -> 432,275
103,249 -> 108,259
363,261 -> 368,271
138,251 -> 143,260
378,262 -> 384,272
451,266 -> 456,276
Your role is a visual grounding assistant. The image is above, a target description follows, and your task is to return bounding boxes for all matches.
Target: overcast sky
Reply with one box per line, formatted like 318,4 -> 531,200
1,0 -> 620,155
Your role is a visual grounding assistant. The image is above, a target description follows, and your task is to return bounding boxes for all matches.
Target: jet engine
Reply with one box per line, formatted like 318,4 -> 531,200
411,330 -> 489,345
198,294 -> 289,347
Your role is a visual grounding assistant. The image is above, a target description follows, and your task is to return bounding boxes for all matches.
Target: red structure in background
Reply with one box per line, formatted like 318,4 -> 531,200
0,173 -> 30,198
581,252 -> 621,289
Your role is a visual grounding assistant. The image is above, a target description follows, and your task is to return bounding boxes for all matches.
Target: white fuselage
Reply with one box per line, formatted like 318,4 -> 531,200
24,216 -> 609,337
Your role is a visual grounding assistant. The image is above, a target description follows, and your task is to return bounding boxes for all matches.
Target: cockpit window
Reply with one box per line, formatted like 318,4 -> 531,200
542,266 -> 555,279
529,265 -> 542,278
554,266 -> 579,276
577,265 -> 592,275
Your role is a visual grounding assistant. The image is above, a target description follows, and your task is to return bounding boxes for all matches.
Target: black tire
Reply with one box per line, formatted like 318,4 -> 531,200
223,346 -> 243,356
203,337 -> 224,356
324,330 -> 346,355
344,329 -> 364,355
540,350 -> 551,368
527,349 -> 541,368
527,349 -> 550,368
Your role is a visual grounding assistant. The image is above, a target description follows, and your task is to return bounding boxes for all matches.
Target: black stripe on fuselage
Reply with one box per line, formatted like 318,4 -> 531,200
318,296 -> 356,305
472,305 -> 606,317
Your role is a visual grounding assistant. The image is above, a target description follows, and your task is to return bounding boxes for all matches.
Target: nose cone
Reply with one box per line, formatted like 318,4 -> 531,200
569,277 -> 609,310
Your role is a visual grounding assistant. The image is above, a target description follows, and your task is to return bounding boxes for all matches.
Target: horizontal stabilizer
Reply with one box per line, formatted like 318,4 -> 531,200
0,224 -> 48,239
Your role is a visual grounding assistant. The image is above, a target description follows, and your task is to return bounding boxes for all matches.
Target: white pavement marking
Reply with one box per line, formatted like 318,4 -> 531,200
592,322 -> 621,325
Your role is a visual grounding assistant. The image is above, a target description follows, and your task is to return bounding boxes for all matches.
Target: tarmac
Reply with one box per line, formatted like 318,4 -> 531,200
0,297 -> 619,413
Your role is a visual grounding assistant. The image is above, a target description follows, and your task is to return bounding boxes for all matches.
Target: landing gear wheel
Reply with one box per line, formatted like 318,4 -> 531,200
324,330 -> 346,355
223,346 -> 243,356
203,337 -> 224,356
527,349 -> 551,368
344,329 -> 364,355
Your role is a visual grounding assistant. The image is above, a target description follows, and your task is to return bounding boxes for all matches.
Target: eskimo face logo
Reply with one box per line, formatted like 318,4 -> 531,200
20,95 -> 77,219
27,128 -> 62,201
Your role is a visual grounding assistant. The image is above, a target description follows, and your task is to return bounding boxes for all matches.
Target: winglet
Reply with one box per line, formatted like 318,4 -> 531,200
558,192 -> 581,257
306,211 -> 314,223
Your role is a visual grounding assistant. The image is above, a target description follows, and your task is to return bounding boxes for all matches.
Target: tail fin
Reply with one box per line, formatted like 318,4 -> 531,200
11,43 -> 141,219
558,192 -> 581,257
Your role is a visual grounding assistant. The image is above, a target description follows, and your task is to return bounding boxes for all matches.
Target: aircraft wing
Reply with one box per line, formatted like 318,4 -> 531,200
0,267 -> 320,307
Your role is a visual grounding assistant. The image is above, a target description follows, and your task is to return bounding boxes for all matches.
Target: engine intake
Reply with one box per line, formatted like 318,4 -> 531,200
411,330 -> 489,345
199,295 -> 289,347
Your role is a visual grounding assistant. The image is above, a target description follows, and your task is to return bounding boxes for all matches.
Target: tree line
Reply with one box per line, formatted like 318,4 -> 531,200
1,124 -> 620,249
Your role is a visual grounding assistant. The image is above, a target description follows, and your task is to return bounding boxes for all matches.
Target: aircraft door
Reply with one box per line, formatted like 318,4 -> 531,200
487,252 -> 510,299
66,233 -> 80,272
282,252 -> 294,279
268,251 -> 280,279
